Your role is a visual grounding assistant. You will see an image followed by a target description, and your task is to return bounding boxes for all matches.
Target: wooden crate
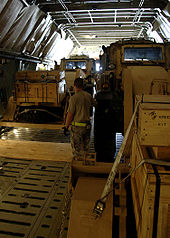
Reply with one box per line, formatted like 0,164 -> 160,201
131,134 -> 170,238
137,95 -> 170,147
151,146 -> 170,161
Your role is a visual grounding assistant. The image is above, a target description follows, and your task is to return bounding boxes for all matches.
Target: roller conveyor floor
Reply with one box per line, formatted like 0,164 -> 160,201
0,157 -> 71,238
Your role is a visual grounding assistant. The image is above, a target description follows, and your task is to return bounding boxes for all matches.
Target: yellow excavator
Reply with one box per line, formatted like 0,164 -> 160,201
2,55 -> 96,124
2,70 -> 68,123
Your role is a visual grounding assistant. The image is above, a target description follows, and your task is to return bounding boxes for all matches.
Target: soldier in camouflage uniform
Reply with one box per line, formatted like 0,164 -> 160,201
64,77 -> 96,160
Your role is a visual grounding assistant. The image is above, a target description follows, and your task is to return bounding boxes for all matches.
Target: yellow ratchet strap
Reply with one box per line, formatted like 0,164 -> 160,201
72,122 -> 87,127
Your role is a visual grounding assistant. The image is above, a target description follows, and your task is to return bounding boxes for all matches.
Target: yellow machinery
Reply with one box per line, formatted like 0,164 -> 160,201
93,39 -> 170,237
3,70 -> 68,123
60,55 -> 96,93
98,38 -> 170,132
95,38 -> 170,161
2,56 -> 96,123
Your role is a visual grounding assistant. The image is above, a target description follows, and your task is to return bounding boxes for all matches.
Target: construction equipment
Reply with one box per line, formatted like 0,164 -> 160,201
94,38 -> 170,161
2,70 -> 69,123
60,55 -> 96,94
98,39 -> 170,130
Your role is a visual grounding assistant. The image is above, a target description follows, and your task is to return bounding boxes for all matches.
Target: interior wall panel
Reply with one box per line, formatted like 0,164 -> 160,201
23,15 -> 51,55
0,0 -> 75,62
0,0 -> 8,13
13,6 -> 45,52
0,0 -> 23,45
42,32 -> 61,59
1,5 -> 45,52
33,23 -> 57,58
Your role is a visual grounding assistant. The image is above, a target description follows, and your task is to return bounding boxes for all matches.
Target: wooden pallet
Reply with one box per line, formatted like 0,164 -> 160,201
131,133 -> 170,238
0,139 -> 72,162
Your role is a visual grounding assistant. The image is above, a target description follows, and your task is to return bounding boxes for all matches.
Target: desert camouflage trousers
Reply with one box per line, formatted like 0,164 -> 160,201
70,124 -> 91,160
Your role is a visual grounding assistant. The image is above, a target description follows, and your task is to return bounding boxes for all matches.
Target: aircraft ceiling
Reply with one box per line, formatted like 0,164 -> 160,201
26,0 -> 170,47
0,0 -> 169,62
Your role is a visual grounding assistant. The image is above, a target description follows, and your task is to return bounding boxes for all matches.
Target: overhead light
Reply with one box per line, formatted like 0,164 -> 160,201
82,35 -> 97,39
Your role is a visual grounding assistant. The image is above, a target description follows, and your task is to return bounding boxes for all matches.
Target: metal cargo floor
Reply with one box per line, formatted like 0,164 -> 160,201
0,127 -> 70,143
0,124 -> 95,153
0,157 -> 71,238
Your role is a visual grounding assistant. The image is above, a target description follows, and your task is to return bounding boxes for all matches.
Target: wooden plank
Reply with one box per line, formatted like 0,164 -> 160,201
0,139 -> 72,162
67,177 -> 113,238
140,102 -> 170,110
141,95 -> 170,104
168,70 -> 170,93
72,161 -> 112,175
0,122 -> 64,130
157,204 -> 169,238
114,171 -> 127,238
72,160 -> 129,176
152,146 -> 170,161
16,71 -> 60,81
114,207 -> 127,216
